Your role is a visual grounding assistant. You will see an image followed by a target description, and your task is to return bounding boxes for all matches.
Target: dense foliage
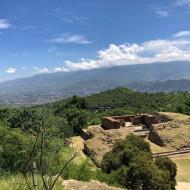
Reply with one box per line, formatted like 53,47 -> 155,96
0,123 -> 33,173
87,87 -> 190,115
0,87 -> 189,189
51,87 -> 190,126
101,134 -> 177,190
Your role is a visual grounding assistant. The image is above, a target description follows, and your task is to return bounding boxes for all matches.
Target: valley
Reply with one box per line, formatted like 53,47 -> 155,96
1,62 -> 190,106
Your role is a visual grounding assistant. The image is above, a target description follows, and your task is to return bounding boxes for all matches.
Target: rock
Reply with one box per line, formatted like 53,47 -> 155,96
63,179 -> 123,190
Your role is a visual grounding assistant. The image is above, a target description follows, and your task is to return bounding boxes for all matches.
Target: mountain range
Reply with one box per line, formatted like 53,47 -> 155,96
1,61 -> 190,106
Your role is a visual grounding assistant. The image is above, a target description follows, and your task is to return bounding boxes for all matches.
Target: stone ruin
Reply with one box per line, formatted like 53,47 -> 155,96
79,112 -> 190,166
80,113 -> 173,166
101,113 -> 159,130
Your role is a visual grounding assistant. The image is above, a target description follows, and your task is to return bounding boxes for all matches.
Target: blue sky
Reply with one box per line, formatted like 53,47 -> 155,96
1,0 -> 190,81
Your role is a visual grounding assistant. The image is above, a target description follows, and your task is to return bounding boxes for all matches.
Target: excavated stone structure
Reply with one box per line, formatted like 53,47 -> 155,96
101,113 -> 158,130
80,112 -> 179,166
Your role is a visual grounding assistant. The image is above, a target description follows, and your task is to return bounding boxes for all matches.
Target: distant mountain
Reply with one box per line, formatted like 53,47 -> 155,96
0,61 -> 190,106
127,79 -> 190,92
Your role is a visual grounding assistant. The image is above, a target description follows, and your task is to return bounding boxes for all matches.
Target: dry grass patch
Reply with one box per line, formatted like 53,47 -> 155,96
172,155 -> 190,183
176,182 -> 190,190
145,139 -> 172,153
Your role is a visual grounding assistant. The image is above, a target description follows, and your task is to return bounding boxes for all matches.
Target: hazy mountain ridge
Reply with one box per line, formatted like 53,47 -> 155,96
1,61 -> 190,105
1,61 -> 190,88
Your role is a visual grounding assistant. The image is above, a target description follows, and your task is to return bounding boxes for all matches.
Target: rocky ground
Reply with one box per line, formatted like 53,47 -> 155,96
83,112 -> 190,166
84,125 -> 131,166
153,112 -> 190,150
63,179 -> 123,190
60,178 -> 190,190
71,112 -> 190,189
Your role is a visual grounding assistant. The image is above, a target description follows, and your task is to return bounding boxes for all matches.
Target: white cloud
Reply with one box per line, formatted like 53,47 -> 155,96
6,68 -> 16,74
152,1 -> 190,18
155,10 -> 169,17
176,0 -> 190,7
33,67 -> 49,73
54,67 -> 69,72
0,19 -> 11,29
173,30 -> 190,38
48,33 -> 92,44
58,34 -> 190,71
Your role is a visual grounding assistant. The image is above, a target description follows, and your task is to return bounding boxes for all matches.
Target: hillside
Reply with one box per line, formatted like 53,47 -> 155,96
0,87 -> 190,189
128,79 -> 190,92
1,61 -> 190,106
84,87 -> 190,114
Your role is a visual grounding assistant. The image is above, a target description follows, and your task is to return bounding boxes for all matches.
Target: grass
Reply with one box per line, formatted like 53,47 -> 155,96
69,136 -> 96,167
0,175 -> 65,190
172,156 -> 190,182
60,143 -> 89,166
145,139 -> 173,153
0,143 -> 95,190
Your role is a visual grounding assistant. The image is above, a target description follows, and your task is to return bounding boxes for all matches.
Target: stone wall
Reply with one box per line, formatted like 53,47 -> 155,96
111,115 -> 133,122
101,117 -> 125,129
101,114 -> 158,130
80,129 -> 93,140
148,130 -> 164,147
83,142 -> 92,156
131,115 -> 142,125
83,142 -> 101,167
143,114 -> 157,128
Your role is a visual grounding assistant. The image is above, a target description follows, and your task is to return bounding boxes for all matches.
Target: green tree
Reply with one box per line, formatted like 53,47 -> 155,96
155,157 -> 177,190
101,134 -> 177,190
66,109 -> 87,134
0,124 -> 33,173
66,96 -> 88,109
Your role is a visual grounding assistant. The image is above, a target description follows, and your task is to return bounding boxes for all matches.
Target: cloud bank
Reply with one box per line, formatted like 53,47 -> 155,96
54,31 -> 190,72
33,67 -> 49,73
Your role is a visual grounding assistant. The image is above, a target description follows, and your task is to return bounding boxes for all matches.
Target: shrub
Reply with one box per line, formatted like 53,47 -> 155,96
101,134 -> 177,190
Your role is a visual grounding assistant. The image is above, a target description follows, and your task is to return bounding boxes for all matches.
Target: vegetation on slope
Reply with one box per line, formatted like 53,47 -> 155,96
0,87 -> 190,189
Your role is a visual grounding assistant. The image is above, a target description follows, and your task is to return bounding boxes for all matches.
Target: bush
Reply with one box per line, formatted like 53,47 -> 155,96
66,109 -> 87,134
0,124 -> 33,173
155,157 -> 177,190
101,134 -> 152,173
101,134 -> 177,190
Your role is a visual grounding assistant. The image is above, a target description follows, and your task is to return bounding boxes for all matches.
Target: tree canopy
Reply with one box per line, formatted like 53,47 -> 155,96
101,134 -> 177,190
